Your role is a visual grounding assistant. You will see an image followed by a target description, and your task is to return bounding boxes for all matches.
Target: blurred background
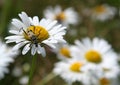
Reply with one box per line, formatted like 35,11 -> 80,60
0,0 -> 119,85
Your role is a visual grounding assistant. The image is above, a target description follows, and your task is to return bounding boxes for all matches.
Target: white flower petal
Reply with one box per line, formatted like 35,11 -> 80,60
31,44 -> 37,55
12,19 -> 27,29
18,12 -> 31,27
32,16 -> 39,25
9,30 -> 19,34
46,20 -> 57,30
22,44 -> 31,55
12,41 -> 27,50
37,45 -> 46,57
5,35 -> 23,40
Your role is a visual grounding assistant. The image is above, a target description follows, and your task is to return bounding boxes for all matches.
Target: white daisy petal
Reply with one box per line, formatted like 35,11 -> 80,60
12,19 -> 27,29
5,35 -> 23,40
39,18 -> 46,26
12,41 -> 27,50
32,16 -> 39,25
22,44 -> 31,55
31,44 -> 37,55
37,45 -> 46,57
46,20 -> 57,30
9,30 -> 19,34
6,39 -> 16,43
19,12 -> 31,27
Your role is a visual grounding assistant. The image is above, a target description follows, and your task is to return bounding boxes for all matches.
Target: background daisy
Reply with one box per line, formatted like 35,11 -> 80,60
53,59 -> 91,85
0,39 -> 19,79
52,43 -> 74,60
70,37 -> 119,72
72,38 -> 117,60
44,5 -> 80,26
91,4 -> 116,21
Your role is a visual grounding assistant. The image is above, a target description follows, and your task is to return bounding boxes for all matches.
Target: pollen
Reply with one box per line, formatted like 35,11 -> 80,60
24,26 -> 49,42
55,12 -> 66,22
100,77 -> 110,85
70,62 -> 83,72
93,5 -> 106,14
85,50 -> 102,63
59,47 -> 71,58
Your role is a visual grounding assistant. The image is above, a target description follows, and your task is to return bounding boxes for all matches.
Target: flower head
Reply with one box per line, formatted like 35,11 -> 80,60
91,4 -> 116,21
53,59 -> 90,84
0,39 -> 19,79
53,43 -> 74,60
5,12 -> 66,56
72,37 -> 118,68
88,67 -> 120,85
44,5 -> 79,26
70,37 -> 120,85
90,76 -> 119,85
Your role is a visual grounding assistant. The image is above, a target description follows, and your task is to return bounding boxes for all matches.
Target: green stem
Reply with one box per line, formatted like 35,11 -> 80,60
28,54 -> 38,85
36,72 -> 57,85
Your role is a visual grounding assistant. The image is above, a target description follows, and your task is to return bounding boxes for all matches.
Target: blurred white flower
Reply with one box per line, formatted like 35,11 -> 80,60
69,37 -> 120,85
88,67 -> 120,85
71,37 -> 118,69
53,43 -> 74,60
53,59 -> 91,84
0,40 -> 19,79
44,5 -> 80,26
19,75 -> 28,85
91,4 -> 116,21
12,67 -> 22,77
5,12 -> 66,56
71,38 -> 120,77
91,76 -> 119,85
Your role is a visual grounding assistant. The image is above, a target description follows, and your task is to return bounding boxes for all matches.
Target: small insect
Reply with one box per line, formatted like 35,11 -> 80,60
20,27 -> 39,47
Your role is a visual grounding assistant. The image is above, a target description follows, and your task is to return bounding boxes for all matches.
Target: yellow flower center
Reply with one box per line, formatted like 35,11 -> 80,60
59,47 -> 71,58
94,5 -> 106,14
24,26 -> 49,43
55,12 -> 66,22
100,78 -> 110,85
85,50 -> 102,63
70,62 -> 83,72
103,68 -> 110,72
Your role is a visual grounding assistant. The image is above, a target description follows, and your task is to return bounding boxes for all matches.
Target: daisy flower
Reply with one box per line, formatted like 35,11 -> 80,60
91,4 -> 116,21
99,56 -> 120,78
5,12 -> 66,56
71,37 -> 118,68
70,37 -> 120,84
90,75 -> 119,85
88,67 -> 120,85
44,5 -> 79,26
0,39 -> 19,79
53,59 -> 91,84
53,43 -> 74,60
